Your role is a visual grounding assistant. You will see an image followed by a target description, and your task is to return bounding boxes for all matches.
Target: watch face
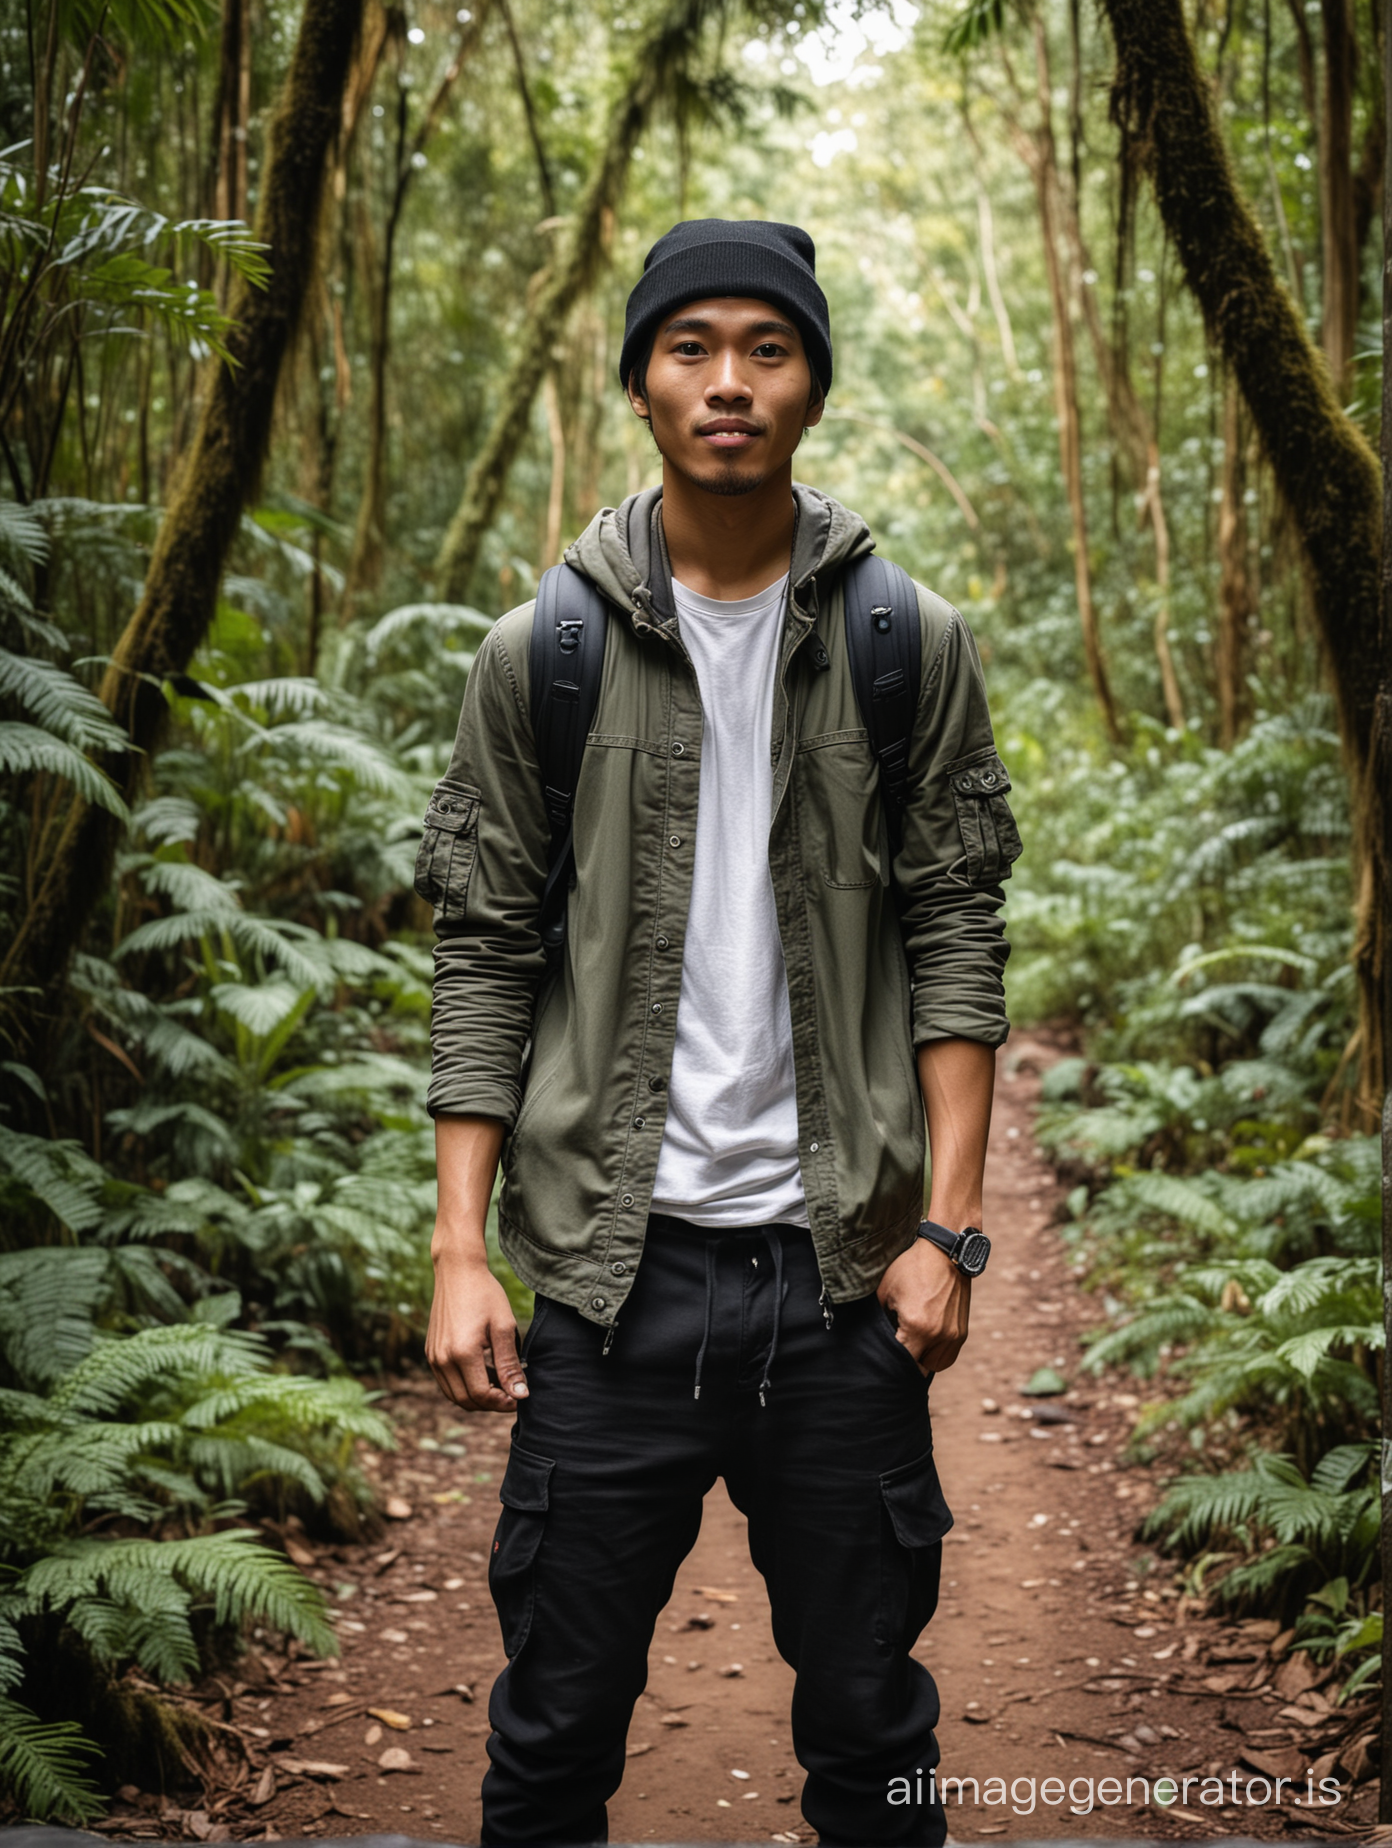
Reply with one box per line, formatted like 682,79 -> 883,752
958,1231 -> 991,1277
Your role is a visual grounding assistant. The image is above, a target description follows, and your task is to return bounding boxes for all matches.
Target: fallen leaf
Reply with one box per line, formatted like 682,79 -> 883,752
695,1586 -> 738,1603
368,1708 -> 413,1731
1240,1747 -> 1304,1781
383,1496 -> 413,1521
377,1746 -> 416,1773
248,1769 -> 275,1808
284,1535 -> 317,1568
626,1742 -> 652,1757
364,1726 -> 382,1747
1279,1705 -> 1327,1729
276,1759 -> 350,1780
323,1693 -> 355,1708
185,1812 -> 212,1842
1341,1735 -> 1378,1784
398,1590 -> 438,1604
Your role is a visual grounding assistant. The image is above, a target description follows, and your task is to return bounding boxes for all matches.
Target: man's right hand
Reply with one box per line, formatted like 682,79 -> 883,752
426,1251 -> 530,1412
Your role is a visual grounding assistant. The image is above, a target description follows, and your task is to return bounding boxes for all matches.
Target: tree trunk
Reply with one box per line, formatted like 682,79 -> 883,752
1142,443 -> 1185,731
1100,0 -> 1385,1117
1320,0 -> 1359,391
434,0 -> 730,605
1024,17 -> 1125,745
0,0 -> 365,1047
344,3 -> 491,605
1216,382 -> 1254,746
1377,0 -> 1392,1812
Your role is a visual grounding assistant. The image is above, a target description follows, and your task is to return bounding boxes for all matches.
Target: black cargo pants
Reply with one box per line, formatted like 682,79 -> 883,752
480,1214 -> 952,1846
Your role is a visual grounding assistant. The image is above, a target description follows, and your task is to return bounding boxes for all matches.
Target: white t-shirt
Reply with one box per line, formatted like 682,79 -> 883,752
649,571 -> 809,1229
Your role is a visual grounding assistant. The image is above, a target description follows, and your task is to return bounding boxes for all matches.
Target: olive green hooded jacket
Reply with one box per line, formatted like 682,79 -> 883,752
416,484 -> 1020,1328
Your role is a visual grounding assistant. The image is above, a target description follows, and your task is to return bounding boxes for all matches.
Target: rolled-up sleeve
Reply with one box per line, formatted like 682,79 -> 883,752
417,612 -> 549,1124
893,591 -> 1020,1048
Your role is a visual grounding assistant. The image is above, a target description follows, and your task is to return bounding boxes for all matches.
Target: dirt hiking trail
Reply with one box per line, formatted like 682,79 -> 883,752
95,1035 -> 1380,1843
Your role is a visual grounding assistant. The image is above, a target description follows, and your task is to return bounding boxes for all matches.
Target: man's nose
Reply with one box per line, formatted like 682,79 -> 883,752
706,354 -> 751,402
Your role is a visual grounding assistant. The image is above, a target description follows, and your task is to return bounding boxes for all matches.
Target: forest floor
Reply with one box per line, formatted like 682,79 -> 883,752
93,1034 -> 1381,1845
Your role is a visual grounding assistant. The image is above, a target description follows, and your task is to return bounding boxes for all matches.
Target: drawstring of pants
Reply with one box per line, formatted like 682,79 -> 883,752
691,1230 -> 787,1407
757,1229 -> 785,1407
692,1240 -> 718,1401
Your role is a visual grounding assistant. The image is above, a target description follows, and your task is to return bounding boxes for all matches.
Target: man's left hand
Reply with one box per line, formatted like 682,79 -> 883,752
876,1237 -> 972,1374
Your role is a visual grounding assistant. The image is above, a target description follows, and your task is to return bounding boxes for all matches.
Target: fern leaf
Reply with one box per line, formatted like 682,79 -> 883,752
0,1695 -> 104,1823
0,649 -> 128,752
0,721 -> 130,818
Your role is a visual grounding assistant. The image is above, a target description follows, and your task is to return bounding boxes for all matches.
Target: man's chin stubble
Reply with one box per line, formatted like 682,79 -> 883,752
670,452 -> 768,497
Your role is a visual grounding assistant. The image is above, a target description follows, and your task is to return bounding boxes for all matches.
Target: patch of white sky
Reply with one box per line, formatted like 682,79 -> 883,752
742,1 -> 919,167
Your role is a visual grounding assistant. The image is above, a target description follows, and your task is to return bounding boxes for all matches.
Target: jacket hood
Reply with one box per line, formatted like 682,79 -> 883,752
563,482 -> 876,623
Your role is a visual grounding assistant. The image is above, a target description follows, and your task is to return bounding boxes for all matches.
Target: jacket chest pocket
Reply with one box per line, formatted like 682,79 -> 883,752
414,779 -> 481,925
947,752 -> 1022,887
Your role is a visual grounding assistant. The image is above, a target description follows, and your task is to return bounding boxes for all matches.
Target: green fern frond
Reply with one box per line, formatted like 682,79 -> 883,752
0,1695 -> 104,1823
0,721 -> 130,818
0,649 -> 128,753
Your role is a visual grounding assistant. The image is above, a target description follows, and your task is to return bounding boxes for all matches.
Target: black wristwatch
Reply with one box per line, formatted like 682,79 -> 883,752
917,1218 -> 991,1278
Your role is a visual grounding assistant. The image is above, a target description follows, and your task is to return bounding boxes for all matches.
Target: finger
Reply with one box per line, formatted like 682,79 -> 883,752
460,1339 -> 513,1411
431,1352 -> 474,1408
490,1320 -> 529,1400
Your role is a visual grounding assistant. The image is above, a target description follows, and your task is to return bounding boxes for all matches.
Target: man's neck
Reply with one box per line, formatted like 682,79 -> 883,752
659,461 -> 796,601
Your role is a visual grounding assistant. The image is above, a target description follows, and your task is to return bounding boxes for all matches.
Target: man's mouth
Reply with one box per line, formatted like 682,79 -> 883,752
696,420 -> 762,450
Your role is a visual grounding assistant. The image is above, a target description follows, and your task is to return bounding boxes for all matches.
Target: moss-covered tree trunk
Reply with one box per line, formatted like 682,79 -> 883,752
434,0 -> 731,605
1376,10 -> 1392,1812
0,0 -> 364,1049
1100,0 -> 1386,1120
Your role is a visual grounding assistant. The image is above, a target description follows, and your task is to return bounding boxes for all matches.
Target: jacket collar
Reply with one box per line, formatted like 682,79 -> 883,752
562,481 -> 876,635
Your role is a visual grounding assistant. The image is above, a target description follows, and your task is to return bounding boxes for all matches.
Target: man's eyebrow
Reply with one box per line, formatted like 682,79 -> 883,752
659,315 -> 799,339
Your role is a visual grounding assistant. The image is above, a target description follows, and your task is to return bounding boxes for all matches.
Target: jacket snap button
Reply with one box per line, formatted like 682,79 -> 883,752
982,772 -> 997,787
672,741 -> 685,756
669,835 -> 681,848
611,1261 -> 627,1276
651,1002 -> 662,1014
648,1076 -> 666,1091
620,1194 -> 634,1208
633,1116 -> 646,1129
655,935 -> 670,950
809,1140 -> 820,1152
592,1296 -> 606,1311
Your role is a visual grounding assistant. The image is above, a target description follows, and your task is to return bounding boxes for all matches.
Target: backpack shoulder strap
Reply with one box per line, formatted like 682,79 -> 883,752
843,553 -> 922,854
529,562 -> 609,960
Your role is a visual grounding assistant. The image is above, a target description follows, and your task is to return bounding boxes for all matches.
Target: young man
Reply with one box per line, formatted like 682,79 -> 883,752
417,218 -> 1020,1847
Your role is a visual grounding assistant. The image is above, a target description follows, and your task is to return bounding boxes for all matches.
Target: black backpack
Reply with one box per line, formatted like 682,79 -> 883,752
528,553 -> 921,965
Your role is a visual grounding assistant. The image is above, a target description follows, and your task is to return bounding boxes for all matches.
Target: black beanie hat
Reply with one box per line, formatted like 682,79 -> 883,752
618,218 -> 833,397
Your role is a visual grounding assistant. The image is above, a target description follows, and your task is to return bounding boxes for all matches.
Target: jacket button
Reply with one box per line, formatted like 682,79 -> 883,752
651,1002 -> 662,1014
621,1193 -> 634,1208
809,1140 -> 820,1152
592,1296 -> 606,1311
648,1076 -> 666,1092
672,741 -> 685,756
633,1116 -> 646,1129
656,936 -> 670,950
669,835 -> 682,848
611,1261 -> 627,1276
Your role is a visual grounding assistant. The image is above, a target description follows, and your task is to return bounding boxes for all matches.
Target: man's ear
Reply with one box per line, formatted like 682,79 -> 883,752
626,372 -> 651,426
805,381 -> 826,430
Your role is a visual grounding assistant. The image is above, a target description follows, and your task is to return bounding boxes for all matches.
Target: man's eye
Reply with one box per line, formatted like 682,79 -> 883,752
674,342 -> 704,356
753,343 -> 785,357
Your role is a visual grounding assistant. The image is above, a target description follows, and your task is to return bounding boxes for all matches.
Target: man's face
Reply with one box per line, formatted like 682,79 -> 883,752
627,296 -> 825,497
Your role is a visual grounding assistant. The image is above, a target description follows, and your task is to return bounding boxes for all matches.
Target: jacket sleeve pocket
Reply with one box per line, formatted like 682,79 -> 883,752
488,1441 -> 554,1658
414,778 -> 482,925
946,751 -> 1022,887
876,1445 -> 952,1649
